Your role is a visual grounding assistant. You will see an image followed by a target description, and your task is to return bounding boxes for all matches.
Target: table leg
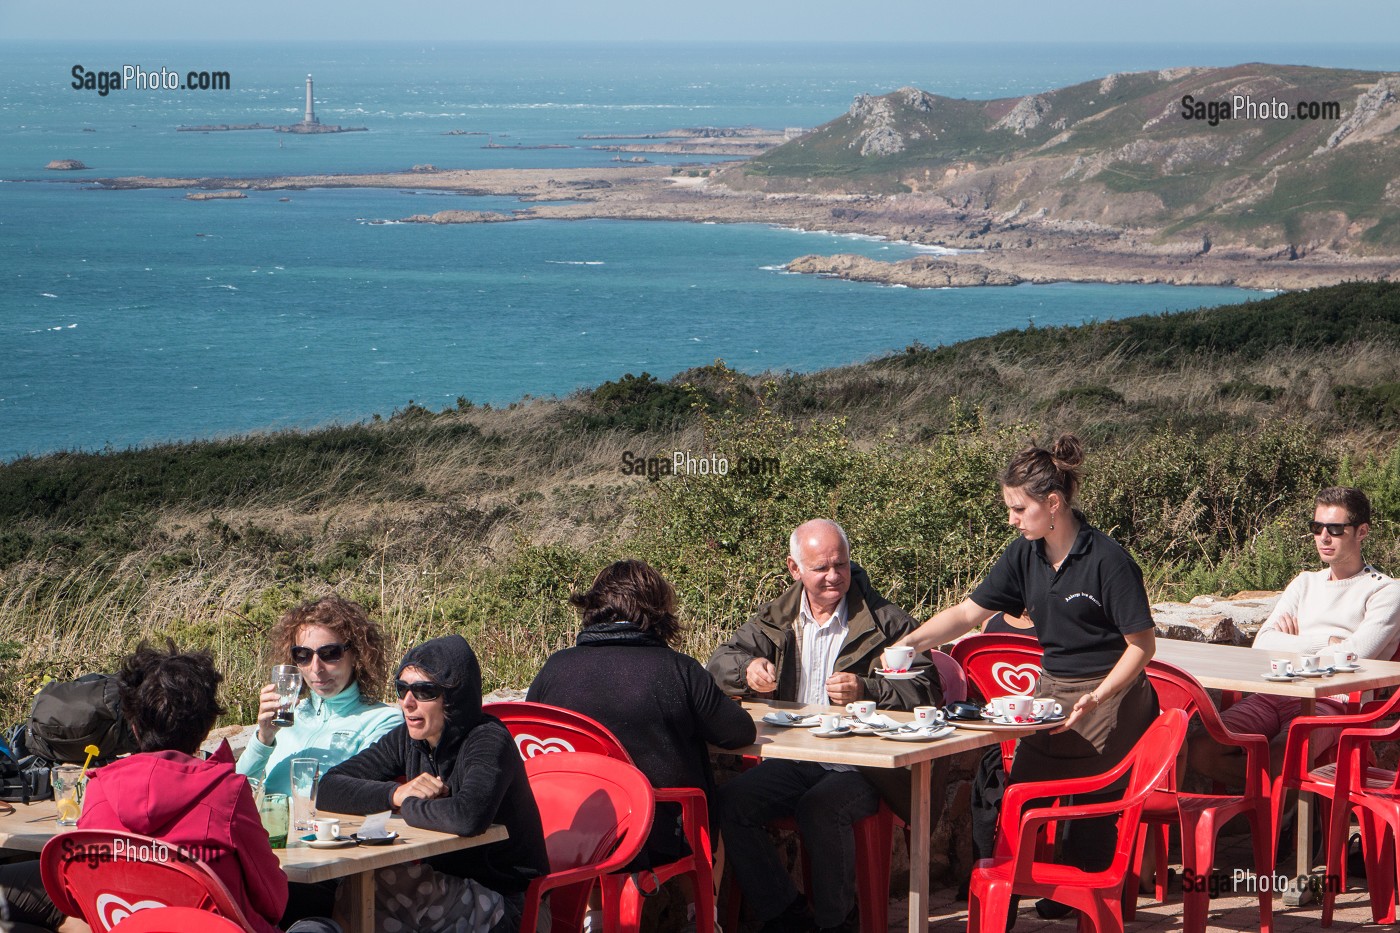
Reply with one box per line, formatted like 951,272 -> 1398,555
1285,698 -> 1316,907
343,868 -> 376,933
908,761 -> 930,933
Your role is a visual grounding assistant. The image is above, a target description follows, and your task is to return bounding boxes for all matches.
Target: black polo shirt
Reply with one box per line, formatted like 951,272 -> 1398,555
970,521 -> 1154,678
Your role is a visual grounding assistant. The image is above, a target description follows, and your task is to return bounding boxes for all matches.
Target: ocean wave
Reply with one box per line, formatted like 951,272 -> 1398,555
544,260 -> 604,265
40,292 -> 58,298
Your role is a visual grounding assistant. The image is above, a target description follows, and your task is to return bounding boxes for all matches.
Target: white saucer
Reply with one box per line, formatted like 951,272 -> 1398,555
1261,673 -> 1296,682
1295,669 -> 1329,678
881,724 -> 955,742
1333,664 -> 1362,672
762,713 -> 820,727
812,727 -> 852,738
305,837 -> 357,849
875,669 -> 920,680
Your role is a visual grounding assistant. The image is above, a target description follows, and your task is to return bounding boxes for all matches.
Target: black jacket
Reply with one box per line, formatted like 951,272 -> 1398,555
318,635 -> 549,897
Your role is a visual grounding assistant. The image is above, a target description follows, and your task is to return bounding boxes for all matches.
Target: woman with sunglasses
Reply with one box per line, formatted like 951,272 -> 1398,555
318,634 -> 549,933
236,597 -> 400,796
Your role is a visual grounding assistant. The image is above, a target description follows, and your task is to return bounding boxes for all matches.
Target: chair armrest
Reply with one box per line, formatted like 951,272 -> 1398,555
655,786 -> 712,860
1000,749 -> 1136,819
1006,803 -> 1133,883
1279,691 -> 1400,787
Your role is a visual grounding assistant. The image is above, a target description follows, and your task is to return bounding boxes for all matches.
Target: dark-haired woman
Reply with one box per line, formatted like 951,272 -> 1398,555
237,596 -> 400,796
528,559 -> 757,874
901,435 -> 1158,917
1,642 -> 336,933
318,635 -> 549,933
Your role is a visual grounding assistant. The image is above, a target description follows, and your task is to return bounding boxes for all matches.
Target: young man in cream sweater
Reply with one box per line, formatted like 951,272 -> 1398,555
1189,486 -> 1400,785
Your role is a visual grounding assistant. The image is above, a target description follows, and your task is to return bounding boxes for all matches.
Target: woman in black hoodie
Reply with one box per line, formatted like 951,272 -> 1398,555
318,635 -> 549,933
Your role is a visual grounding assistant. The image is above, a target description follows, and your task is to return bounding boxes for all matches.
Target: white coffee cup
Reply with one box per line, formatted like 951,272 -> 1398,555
312,818 -> 341,842
882,646 -> 915,673
982,697 -> 1006,718
1337,650 -> 1359,668
1269,658 -> 1294,677
1003,695 -> 1034,721
1300,654 -> 1322,674
1032,698 -> 1063,719
846,700 -> 877,720
819,713 -> 844,733
913,706 -> 944,728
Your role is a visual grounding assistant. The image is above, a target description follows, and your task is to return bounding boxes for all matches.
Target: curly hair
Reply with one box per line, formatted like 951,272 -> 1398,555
569,559 -> 681,646
269,596 -> 391,704
1316,486 -> 1372,527
118,640 -> 225,755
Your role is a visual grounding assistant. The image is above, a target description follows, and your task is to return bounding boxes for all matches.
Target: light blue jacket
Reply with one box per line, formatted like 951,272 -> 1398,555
235,681 -> 400,795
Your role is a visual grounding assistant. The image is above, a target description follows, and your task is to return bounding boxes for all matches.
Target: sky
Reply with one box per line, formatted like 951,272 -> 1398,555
4,0 -> 1400,44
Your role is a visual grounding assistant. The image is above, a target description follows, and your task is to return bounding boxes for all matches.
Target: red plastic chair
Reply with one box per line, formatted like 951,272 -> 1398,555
950,633 -> 1045,771
487,701 -> 715,933
518,752 -> 656,933
39,829 -> 258,932
112,905 -> 248,932
1271,687 -> 1400,925
967,709 -> 1188,933
1127,660 -> 1272,933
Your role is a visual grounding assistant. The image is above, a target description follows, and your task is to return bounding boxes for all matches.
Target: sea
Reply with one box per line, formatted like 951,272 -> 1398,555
2,41 -> 1393,462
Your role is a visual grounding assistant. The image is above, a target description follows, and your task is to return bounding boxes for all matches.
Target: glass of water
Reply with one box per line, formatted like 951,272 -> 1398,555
271,664 -> 302,727
289,757 -> 319,832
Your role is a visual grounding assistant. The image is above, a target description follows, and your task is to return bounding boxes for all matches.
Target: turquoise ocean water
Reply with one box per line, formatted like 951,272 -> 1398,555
2,42 -> 1392,461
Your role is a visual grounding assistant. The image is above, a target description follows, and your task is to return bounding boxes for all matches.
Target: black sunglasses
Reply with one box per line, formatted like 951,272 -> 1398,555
395,680 -> 445,702
291,643 -> 348,666
1309,521 -> 1356,537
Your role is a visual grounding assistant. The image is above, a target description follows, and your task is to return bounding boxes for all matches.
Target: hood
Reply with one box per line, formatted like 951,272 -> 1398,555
395,634 -> 484,756
95,745 -> 241,836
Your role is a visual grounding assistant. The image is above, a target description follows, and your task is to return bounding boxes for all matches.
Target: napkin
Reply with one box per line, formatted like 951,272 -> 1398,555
359,810 -> 393,839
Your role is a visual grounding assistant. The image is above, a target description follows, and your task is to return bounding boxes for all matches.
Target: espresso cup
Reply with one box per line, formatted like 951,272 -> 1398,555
913,706 -> 944,728
1032,698 -> 1063,719
982,697 -> 1006,718
1338,650 -> 1359,667
1003,695 -> 1034,721
818,713 -> 844,733
881,646 -> 915,673
1269,658 -> 1294,677
1299,654 -> 1322,673
313,818 -> 341,842
846,700 -> 877,720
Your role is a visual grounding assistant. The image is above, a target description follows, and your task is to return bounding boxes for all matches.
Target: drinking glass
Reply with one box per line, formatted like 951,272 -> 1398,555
271,664 -> 303,727
259,792 -> 289,848
52,765 -> 85,826
289,758 -> 319,832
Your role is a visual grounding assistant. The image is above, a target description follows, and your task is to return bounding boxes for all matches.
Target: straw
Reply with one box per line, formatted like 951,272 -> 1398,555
81,743 -> 100,775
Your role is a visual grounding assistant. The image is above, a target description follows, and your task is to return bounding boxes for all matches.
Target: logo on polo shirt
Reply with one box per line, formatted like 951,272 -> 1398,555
1064,592 -> 1103,607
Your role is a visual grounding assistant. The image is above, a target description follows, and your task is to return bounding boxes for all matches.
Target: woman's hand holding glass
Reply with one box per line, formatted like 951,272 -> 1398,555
254,683 -> 285,746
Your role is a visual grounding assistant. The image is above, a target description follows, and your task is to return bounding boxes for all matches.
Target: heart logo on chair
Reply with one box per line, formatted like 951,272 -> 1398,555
515,734 -> 576,757
96,893 -> 167,931
991,662 -> 1041,696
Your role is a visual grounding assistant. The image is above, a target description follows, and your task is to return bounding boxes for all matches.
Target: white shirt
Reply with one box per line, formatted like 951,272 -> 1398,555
795,591 -> 854,772
796,591 -> 849,705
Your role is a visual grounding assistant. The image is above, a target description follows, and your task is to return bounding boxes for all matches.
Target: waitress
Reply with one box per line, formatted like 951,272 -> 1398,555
900,435 -> 1157,893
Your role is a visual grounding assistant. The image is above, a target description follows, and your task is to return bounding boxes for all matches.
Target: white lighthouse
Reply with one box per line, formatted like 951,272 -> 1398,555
304,74 -> 318,125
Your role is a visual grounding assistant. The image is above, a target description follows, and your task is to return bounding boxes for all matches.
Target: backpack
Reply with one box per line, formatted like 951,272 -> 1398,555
0,725 -> 52,803
25,673 -> 139,765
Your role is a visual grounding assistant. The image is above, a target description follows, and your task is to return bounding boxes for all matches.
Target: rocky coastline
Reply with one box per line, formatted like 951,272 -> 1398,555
76,163 -> 1399,290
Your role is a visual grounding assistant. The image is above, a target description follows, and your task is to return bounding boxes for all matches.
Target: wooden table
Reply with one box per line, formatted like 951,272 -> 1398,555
0,800 -> 507,933
1154,639 -> 1400,902
732,700 -> 1032,933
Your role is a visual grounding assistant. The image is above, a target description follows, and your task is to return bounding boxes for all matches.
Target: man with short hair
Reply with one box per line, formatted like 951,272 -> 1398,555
708,519 -> 940,933
1190,486 -> 1400,786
